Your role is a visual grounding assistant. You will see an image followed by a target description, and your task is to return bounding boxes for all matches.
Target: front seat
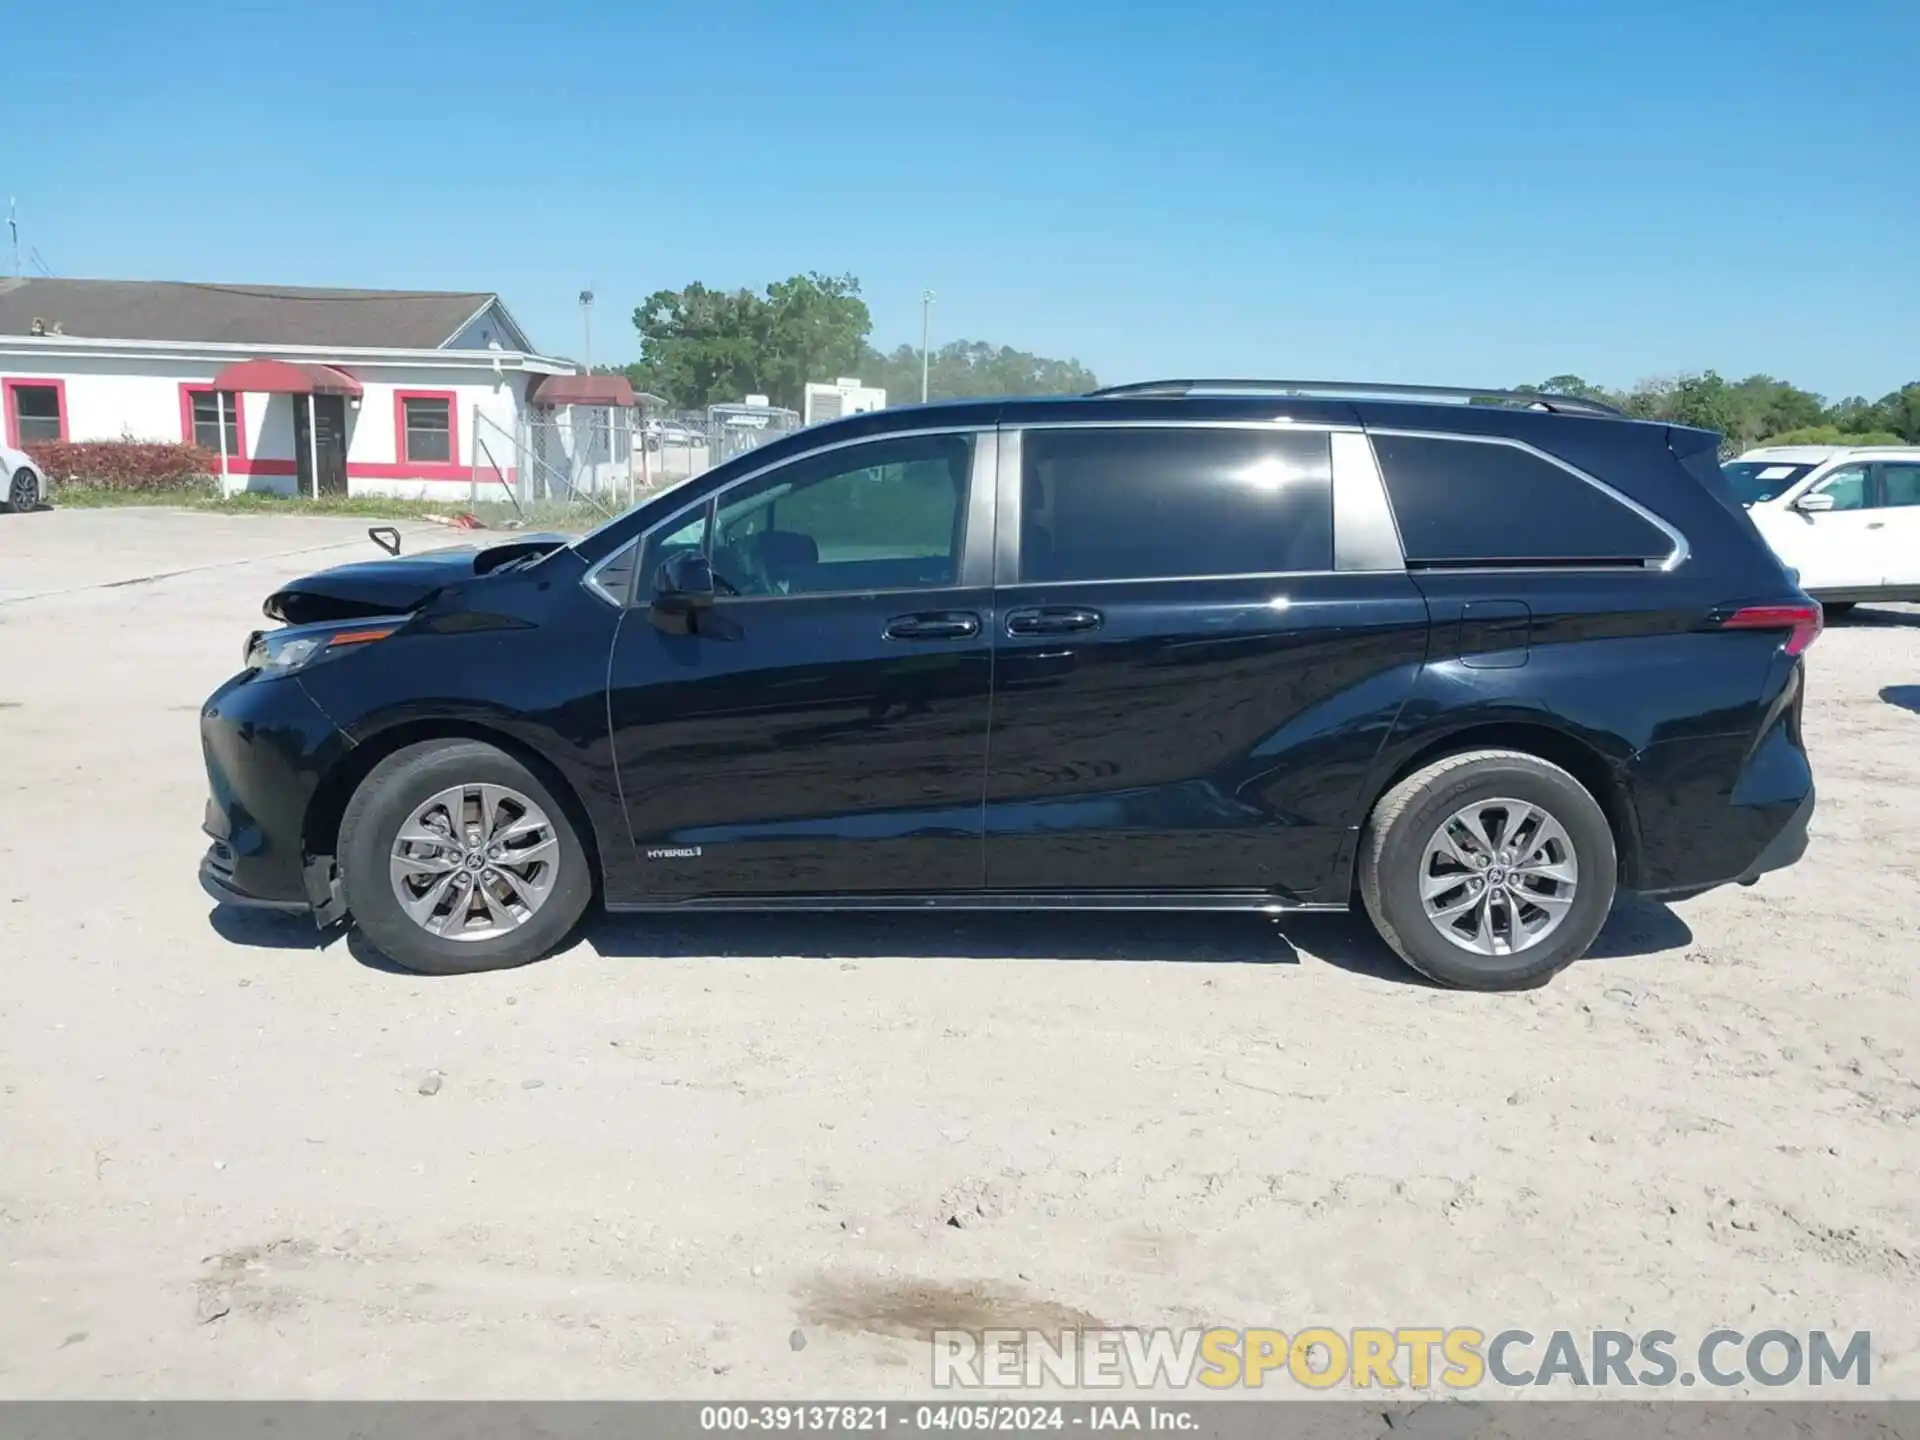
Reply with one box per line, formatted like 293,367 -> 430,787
749,529 -> 820,594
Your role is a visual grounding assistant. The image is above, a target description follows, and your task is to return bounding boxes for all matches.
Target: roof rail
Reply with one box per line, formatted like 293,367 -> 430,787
1085,379 -> 1624,419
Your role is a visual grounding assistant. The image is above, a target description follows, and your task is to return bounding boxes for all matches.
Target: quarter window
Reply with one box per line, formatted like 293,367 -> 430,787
7,382 -> 64,445
401,395 -> 454,464
1374,434 -> 1674,565
703,432 -> 974,597
1018,427 -> 1333,583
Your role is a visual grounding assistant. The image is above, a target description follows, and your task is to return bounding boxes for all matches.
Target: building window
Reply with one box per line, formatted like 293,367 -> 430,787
7,382 -> 65,446
401,395 -> 453,464
188,390 -> 242,455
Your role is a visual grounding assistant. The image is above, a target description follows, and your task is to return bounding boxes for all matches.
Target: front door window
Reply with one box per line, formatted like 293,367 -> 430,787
703,433 -> 973,597
1812,466 -> 1869,510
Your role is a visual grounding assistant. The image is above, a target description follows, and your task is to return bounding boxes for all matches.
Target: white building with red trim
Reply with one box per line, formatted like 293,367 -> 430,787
0,278 -> 584,498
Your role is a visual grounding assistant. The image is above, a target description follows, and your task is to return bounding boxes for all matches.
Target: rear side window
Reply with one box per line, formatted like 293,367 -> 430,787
1878,463 -> 1920,508
1020,427 -> 1333,583
1374,434 -> 1675,566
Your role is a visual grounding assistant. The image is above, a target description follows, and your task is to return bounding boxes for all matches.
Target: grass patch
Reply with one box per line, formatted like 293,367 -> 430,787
52,486 -> 471,520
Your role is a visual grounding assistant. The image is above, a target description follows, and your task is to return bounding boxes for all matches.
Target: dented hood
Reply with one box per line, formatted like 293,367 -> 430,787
263,534 -> 572,625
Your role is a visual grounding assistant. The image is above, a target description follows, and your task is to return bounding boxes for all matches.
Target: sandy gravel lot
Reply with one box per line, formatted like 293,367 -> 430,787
1,508 -> 1916,1401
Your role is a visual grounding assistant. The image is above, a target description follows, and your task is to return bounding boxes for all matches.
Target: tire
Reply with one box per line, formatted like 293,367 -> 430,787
338,740 -> 593,974
1358,748 -> 1617,991
1823,602 -> 1856,618
3,467 -> 40,514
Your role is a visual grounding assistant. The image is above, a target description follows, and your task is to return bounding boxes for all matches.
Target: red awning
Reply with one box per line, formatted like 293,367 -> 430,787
528,374 -> 640,408
207,358 -> 363,398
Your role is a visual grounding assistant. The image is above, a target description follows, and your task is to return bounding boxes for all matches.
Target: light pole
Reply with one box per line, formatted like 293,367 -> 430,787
920,288 -> 936,403
579,287 -> 595,371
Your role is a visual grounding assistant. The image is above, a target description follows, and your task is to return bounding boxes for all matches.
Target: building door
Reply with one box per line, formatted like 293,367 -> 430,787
292,395 -> 350,496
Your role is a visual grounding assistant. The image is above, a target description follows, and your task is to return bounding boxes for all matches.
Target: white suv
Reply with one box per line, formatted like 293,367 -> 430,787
1,441 -> 49,514
1725,445 -> 1920,610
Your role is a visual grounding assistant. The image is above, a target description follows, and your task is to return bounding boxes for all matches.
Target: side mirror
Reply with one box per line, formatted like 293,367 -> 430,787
648,551 -> 716,633
1793,491 -> 1835,514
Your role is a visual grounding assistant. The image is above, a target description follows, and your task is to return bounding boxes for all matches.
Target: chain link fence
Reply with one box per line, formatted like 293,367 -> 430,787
468,403 -> 801,531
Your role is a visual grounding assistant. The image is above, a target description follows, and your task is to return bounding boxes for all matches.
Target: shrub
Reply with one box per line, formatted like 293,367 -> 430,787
26,440 -> 221,493
1756,426 -> 1907,449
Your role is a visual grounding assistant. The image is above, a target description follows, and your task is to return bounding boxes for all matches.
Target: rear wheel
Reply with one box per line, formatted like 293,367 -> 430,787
3,467 -> 39,513
1359,749 -> 1616,991
339,740 -> 592,974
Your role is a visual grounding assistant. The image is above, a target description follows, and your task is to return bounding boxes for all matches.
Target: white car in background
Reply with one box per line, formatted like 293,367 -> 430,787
1725,445 -> 1920,611
1,441 -> 48,513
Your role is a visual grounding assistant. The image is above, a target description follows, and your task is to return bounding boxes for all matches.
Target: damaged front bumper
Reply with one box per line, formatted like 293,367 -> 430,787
199,667 -> 354,925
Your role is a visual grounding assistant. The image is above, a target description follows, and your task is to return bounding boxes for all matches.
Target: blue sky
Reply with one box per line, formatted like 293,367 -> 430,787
6,0 -> 1916,398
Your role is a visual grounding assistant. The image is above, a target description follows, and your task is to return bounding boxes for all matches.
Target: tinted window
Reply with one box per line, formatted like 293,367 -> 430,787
1374,434 -> 1673,564
705,432 -> 972,596
1020,428 -> 1332,583
1813,465 -> 1868,511
1877,464 -> 1920,508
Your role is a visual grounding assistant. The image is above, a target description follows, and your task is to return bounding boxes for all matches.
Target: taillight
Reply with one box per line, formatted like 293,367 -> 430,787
1718,602 -> 1823,656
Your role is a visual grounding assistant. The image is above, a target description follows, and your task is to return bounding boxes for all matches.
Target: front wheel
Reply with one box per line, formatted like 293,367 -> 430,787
338,740 -> 593,974
3,467 -> 40,514
1359,749 -> 1617,991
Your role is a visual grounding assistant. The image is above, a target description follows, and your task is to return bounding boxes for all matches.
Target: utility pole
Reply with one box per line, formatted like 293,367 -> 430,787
7,200 -> 18,280
579,287 -> 595,371
920,288 -> 936,403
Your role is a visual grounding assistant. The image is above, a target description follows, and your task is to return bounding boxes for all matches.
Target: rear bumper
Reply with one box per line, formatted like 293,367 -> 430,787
1733,785 -> 1813,885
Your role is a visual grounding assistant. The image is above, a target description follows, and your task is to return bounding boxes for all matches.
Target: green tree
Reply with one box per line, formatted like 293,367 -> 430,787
754,273 -> 873,411
627,273 -> 872,412
1877,382 -> 1920,443
1666,371 -> 1741,440
862,340 -> 1099,403
1532,374 -> 1617,403
1825,394 -> 1889,434
1728,375 -> 1826,451
629,282 -> 773,410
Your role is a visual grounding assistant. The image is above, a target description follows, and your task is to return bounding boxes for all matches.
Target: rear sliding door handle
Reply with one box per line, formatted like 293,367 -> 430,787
1005,607 -> 1103,637
883,612 -> 980,641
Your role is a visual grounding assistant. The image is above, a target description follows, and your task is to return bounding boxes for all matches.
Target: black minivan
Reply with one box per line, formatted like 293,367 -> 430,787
199,380 -> 1818,990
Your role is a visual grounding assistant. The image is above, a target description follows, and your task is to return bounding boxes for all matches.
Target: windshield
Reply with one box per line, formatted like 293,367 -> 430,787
1720,461 -> 1816,505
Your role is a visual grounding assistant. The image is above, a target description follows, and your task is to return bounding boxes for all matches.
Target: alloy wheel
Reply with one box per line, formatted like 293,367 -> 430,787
8,470 -> 35,511
1418,797 -> 1579,957
389,783 -> 561,941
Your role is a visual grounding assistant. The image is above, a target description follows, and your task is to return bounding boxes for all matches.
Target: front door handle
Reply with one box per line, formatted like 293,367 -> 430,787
884,611 -> 981,641
1005,607 -> 1103,637
1867,521 -> 1886,530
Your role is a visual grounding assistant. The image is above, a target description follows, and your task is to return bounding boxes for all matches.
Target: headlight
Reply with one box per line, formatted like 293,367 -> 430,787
244,619 -> 405,673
